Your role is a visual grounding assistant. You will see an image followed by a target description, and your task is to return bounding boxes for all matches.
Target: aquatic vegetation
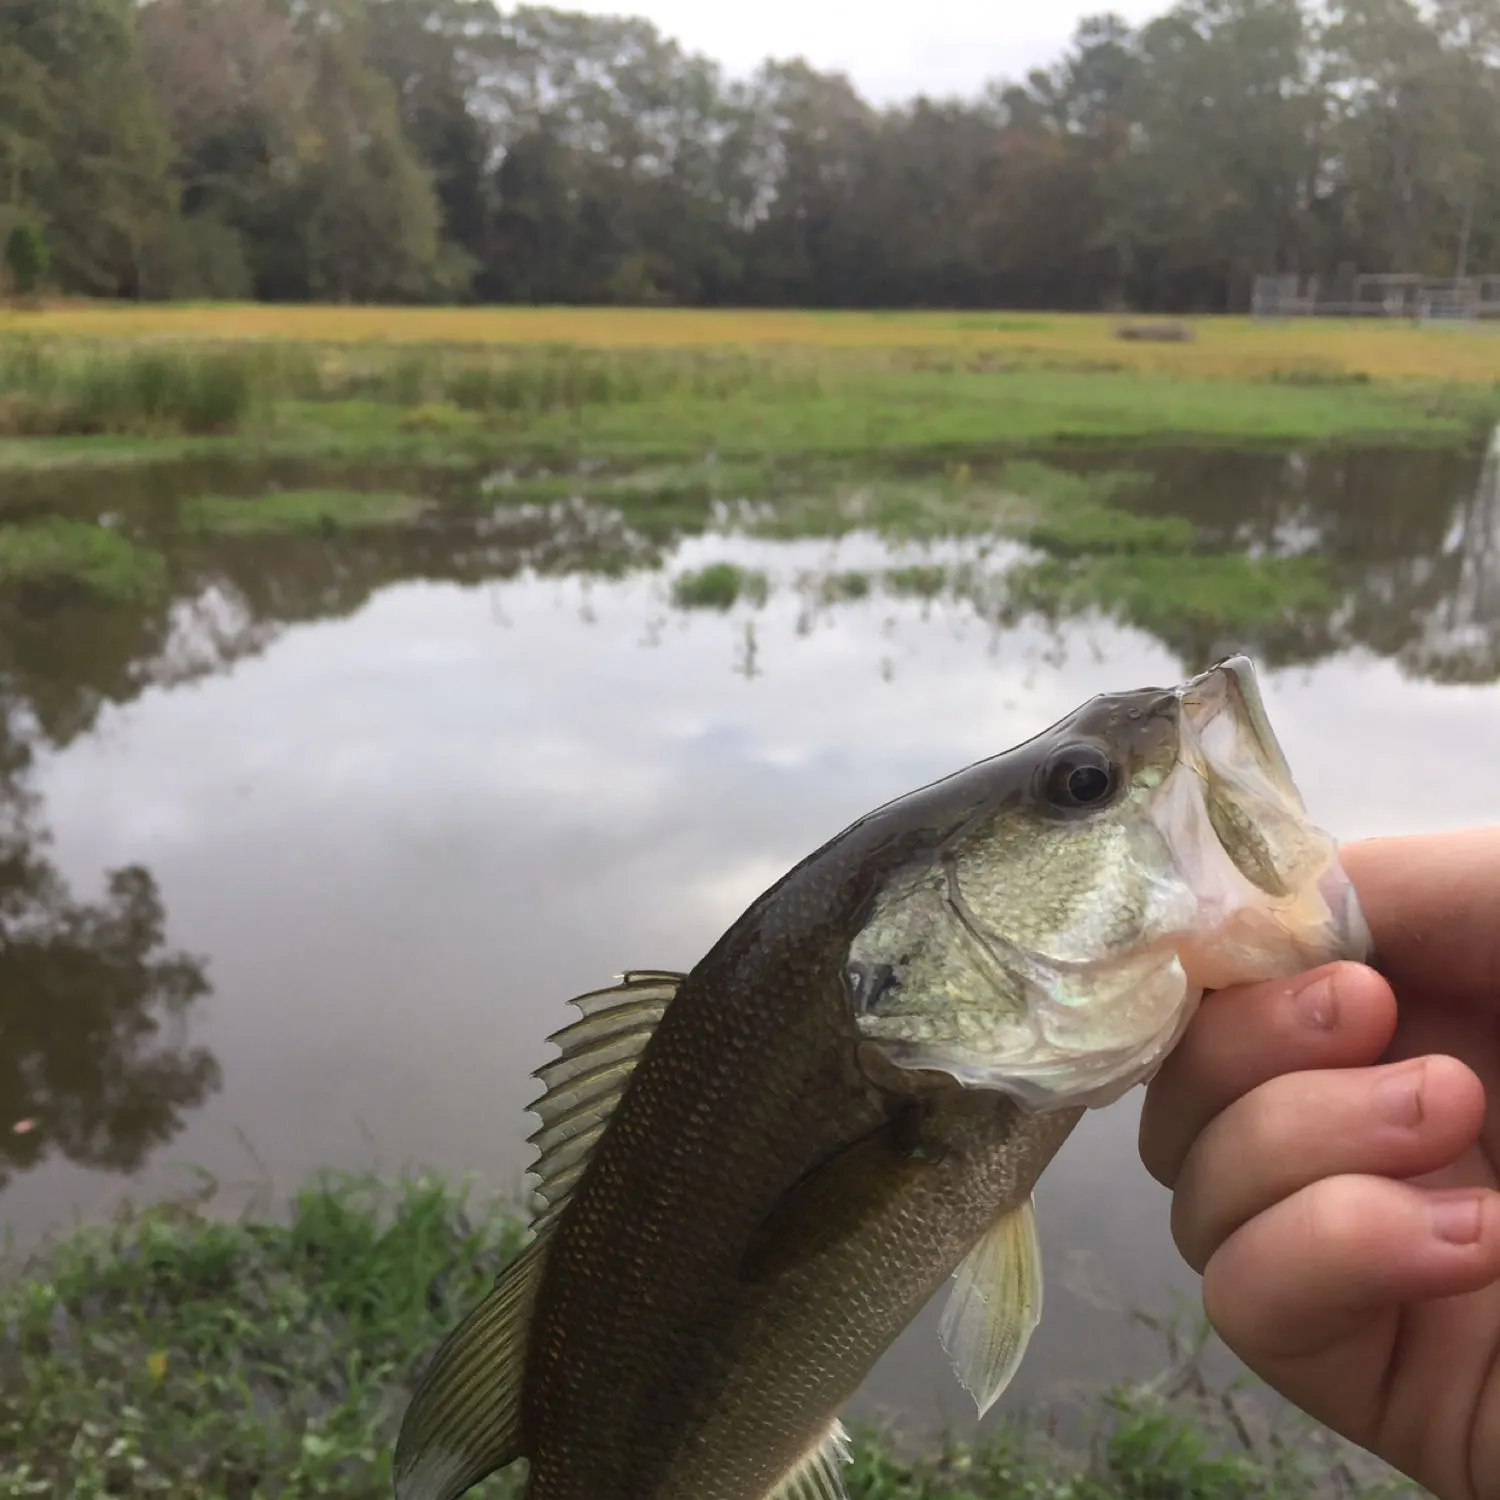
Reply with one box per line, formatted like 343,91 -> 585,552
744,462 -> 1184,551
0,518 -> 165,601
671,561 -> 770,609
1001,462 -> 1195,556
1013,553 -> 1335,638
818,569 -> 874,602
0,1175 -> 1416,1500
884,564 -> 950,599
183,488 -> 427,536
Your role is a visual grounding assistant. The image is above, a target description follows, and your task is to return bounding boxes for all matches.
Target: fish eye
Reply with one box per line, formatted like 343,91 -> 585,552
845,961 -> 900,1016
1043,745 -> 1118,811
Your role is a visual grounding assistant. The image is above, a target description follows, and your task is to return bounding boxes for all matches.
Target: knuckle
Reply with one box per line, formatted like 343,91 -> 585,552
1297,1175 -> 1374,1261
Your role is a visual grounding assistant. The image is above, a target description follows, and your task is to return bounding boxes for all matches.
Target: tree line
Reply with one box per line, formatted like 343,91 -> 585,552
2,0 -> 1497,312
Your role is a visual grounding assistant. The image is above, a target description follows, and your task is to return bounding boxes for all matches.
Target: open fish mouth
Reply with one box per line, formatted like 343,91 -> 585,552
1165,656 -> 1372,996
854,656 -> 1372,1114
1180,655 -> 1297,797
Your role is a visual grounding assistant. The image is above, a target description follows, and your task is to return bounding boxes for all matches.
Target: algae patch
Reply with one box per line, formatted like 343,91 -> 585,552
1013,552 -> 1333,636
0,518 -> 166,601
183,488 -> 427,536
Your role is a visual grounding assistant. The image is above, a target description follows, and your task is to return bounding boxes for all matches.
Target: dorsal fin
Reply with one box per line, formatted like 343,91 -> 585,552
395,970 -> 685,1500
525,970 -> 683,1233
767,1419 -> 852,1500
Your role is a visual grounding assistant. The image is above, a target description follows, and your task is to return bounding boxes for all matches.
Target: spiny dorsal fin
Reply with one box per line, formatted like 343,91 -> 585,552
394,971 -> 683,1500
939,1195 -> 1044,1418
393,1239 -> 547,1500
767,1419 -> 852,1500
526,970 -> 683,1233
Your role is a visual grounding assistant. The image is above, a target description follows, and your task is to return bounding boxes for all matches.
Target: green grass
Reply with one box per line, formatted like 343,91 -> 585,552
0,1175 -> 529,1500
0,342 -> 266,437
671,561 -> 770,609
0,517 -> 166,601
491,368 -> 1489,464
0,1176 -> 1418,1500
0,335 -> 1492,472
183,489 -> 428,536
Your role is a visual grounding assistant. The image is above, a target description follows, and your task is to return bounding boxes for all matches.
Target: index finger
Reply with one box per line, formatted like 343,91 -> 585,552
1341,829 -> 1500,1008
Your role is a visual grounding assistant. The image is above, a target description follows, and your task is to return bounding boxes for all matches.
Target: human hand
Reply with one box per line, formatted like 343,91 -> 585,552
1139,828 -> 1500,1500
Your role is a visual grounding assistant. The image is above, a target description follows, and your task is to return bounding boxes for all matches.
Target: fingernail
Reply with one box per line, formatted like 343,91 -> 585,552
1374,1061 -> 1425,1128
1432,1195 -> 1484,1246
1295,974 -> 1338,1032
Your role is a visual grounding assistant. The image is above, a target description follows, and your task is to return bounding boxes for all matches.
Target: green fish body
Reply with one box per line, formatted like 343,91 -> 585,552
395,657 -> 1371,1500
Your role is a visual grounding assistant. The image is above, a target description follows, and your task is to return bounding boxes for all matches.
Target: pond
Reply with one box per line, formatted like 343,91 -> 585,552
2,437 -> 1499,1434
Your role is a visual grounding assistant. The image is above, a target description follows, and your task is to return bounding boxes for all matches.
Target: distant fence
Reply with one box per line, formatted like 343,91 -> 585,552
1252,273 -> 1500,322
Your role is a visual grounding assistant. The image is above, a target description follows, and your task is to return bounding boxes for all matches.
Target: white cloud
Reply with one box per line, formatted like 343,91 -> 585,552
566,0 -> 1171,103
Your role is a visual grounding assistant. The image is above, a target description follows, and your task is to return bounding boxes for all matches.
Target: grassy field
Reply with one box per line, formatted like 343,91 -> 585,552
0,307 -> 1496,473
0,1174 -> 1417,1500
4,303 -> 1500,384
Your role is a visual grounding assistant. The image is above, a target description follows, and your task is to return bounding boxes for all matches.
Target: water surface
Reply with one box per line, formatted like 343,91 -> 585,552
4,440 -> 1499,1430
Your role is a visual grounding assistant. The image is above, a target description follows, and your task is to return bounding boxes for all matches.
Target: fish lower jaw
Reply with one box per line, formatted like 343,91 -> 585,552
867,954 -> 1205,1114
872,995 -> 1204,1112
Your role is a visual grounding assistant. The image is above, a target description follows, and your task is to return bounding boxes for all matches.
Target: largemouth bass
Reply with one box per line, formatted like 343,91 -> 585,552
395,656 -> 1371,1500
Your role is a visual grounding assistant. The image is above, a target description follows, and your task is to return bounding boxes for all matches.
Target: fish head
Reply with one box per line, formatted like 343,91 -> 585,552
848,656 -> 1371,1110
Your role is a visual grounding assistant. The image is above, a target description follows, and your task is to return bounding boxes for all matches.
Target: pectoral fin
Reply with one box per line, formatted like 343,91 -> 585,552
939,1195 -> 1044,1418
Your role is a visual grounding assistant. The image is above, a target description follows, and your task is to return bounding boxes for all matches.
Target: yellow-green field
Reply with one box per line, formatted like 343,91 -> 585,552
2,305 -> 1496,476
5,303 -> 1500,384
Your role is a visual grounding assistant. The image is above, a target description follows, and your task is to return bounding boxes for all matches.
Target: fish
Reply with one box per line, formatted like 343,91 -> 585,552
394,654 -> 1372,1500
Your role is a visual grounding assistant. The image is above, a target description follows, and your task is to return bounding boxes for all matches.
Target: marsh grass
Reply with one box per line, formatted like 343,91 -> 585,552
0,338 -> 826,453
0,342 -> 270,437
0,330 -> 1491,469
671,560 -> 770,609
0,518 -> 166,601
0,1176 -> 1419,1500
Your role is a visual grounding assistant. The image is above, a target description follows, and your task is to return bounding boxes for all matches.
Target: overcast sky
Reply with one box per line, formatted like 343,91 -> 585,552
568,0 -> 1169,104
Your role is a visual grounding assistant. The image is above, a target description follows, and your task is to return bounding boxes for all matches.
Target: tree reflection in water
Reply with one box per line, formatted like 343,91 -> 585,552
0,615 -> 219,1191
